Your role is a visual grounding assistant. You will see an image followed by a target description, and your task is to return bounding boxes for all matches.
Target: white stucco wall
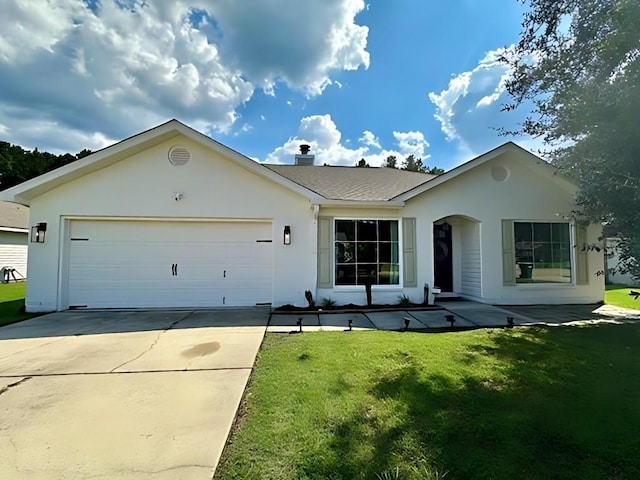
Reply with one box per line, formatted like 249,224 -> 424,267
403,152 -> 604,305
0,230 -> 28,279
24,135 -> 316,312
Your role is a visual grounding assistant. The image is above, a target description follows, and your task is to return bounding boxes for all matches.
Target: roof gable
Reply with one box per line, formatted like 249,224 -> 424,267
0,120 -> 323,205
393,142 -> 578,201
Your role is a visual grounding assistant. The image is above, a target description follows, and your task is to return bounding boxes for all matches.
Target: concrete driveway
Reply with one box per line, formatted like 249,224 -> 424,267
0,308 -> 269,480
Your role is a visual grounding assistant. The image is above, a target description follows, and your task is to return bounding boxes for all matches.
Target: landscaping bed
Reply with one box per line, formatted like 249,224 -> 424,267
273,303 -> 444,314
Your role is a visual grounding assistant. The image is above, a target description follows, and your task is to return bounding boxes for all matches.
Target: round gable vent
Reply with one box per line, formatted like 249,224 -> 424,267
168,146 -> 191,166
491,165 -> 509,182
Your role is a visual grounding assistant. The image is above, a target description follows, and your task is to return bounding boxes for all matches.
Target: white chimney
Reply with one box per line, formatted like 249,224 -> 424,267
295,144 -> 314,166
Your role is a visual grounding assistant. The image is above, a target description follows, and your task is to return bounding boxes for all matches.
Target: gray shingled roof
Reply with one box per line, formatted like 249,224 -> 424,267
0,201 -> 29,229
264,165 -> 434,201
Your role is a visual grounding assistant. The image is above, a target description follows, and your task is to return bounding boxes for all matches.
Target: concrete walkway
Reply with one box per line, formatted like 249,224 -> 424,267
0,308 -> 269,480
269,300 -> 640,332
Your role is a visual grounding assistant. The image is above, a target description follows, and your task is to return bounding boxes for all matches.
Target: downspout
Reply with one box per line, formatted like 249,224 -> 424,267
311,203 -> 320,302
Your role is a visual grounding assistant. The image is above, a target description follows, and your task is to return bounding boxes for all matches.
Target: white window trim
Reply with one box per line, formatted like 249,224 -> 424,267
513,219 -> 576,287
333,217 -> 403,289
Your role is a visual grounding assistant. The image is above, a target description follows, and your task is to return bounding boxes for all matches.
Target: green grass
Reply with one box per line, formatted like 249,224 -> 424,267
605,284 -> 640,310
0,282 -> 38,327
216,326 -> 640,479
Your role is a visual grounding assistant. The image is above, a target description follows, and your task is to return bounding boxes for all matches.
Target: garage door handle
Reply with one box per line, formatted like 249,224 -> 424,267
171,263 -> 178,276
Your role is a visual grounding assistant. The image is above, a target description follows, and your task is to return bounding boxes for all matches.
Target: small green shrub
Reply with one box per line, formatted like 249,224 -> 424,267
397,294 -> 412,307
320,297 -> 336,308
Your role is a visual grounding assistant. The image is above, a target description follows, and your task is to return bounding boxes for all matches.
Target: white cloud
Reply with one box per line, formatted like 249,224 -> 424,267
264,114 -> 432,167
0,0 -> 370,152
233,122 -> 253,136
0,113 -> 115,155
179,0 -> 370,97
358,130 -> 380,149
0,0 -> 82,63
393,131 -> 429,158
427,46 -> 543,157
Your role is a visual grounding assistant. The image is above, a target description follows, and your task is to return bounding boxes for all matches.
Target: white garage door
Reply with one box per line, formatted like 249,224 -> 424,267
67,220 -> 273,308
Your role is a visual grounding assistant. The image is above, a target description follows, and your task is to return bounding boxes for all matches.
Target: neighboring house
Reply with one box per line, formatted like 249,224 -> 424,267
0,200 -> 29,280
604,237 -> 637,285
0,120 -> 603,312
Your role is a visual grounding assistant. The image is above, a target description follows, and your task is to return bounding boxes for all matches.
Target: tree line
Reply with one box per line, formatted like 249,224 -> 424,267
356,154 -> 445,175
0,142 -> 93,190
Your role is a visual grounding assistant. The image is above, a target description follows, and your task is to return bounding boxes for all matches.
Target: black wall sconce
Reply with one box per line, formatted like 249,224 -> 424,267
31,222 -> 47,243
283,225 -> 291,245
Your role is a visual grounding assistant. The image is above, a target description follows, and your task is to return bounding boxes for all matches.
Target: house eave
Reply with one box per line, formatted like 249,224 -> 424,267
0,227 -> 28,233
316,199 -> 405,209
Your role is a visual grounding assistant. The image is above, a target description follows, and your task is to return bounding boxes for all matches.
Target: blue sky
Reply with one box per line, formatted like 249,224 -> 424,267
0,0 -> 537,170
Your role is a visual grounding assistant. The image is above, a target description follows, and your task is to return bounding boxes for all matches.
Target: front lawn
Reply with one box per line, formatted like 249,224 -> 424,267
0,282 -> 37,327
605,284 -> 640,310
216,326 -> 640,479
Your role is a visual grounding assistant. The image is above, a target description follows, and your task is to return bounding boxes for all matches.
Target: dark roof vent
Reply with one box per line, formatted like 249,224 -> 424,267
299,144 -> 311,155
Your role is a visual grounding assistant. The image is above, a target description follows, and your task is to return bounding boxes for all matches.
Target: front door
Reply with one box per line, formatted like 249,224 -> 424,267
434,223 -> 453,292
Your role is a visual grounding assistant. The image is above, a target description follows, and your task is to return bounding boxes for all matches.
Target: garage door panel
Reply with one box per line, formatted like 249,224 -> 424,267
67,220 -> 273,308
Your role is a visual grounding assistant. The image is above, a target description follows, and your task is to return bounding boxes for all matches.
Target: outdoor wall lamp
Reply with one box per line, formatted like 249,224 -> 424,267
283,225 -> 291,245
31,222 -> 47,243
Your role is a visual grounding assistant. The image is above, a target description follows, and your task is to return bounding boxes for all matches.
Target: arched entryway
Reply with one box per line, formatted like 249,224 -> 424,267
433,215 -> 482,297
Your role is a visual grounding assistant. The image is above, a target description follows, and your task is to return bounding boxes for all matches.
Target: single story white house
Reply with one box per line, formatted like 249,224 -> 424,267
0,120 -> 603,312
0,200 -> 29,281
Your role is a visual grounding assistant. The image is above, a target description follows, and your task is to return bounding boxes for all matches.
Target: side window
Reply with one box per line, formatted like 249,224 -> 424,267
514,222 -> 571,283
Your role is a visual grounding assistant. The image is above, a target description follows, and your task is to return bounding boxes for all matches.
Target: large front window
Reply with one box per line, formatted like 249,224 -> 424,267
514,222 -> 572,284
335,219 -> 399,285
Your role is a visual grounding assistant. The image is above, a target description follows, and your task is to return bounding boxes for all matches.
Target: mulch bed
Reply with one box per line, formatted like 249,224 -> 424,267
273,303 -> 445,314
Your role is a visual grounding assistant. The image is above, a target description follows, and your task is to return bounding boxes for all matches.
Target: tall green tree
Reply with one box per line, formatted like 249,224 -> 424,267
502,0 -> 640,280
400,154 -> 445,175
355,158 -> 370,167
401,154 -> 425,172
424,165 -> 445,175
383,155 -> 397,169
